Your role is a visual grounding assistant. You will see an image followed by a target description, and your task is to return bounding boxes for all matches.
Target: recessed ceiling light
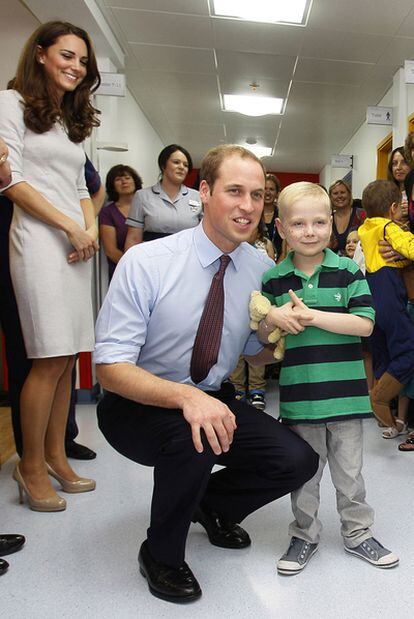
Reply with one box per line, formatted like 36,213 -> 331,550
224,94 -> 283,116
239,143 -> 272,158
213,0 -> 310,25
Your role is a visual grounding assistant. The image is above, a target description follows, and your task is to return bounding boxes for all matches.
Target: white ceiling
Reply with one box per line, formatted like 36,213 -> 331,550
6,0 -> 414,172
93,0 -> 414,172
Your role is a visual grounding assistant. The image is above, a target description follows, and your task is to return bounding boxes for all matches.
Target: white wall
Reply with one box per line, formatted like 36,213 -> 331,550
0,0 -> 39,90
94,89 -> 164,188
320,71 -> 414,198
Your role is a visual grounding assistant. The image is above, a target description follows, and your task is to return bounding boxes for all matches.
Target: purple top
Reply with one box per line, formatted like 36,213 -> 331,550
99,202 -> 128,279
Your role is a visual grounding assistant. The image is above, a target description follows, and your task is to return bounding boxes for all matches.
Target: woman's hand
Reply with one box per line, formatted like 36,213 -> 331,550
378,239 -> 404,262
67,222 -> 99,263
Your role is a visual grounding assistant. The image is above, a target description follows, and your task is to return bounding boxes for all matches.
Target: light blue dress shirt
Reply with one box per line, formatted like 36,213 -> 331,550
94,223 -> 274,391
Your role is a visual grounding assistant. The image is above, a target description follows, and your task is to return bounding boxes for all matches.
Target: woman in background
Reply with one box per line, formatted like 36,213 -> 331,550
99,164 -> 142,280
124,144 -> 201,249
263,174 -> 282,256
0,21 -> 100,511
329,180 -> 366,253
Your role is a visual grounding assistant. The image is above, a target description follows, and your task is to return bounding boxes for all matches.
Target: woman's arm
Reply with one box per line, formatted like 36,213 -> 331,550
5,182 -> 96,258
0,137 -> 12,188
266,238 -> 275,261
124,226 -> 143,250
99,224 -> 123,264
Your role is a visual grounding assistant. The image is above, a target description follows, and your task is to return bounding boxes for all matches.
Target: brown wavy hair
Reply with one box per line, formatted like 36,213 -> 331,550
10,21 -> 101,143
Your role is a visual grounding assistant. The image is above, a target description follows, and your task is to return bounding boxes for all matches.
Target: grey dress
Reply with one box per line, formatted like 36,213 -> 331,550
0,89 -> 94,358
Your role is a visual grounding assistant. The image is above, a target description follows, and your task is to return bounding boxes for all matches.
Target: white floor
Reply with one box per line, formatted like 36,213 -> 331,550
1,383 -> 413,619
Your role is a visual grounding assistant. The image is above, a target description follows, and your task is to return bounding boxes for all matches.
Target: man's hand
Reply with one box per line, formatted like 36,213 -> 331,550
181,388 -> 237,455
0,138 -> 12,189
378,239 -> 404,263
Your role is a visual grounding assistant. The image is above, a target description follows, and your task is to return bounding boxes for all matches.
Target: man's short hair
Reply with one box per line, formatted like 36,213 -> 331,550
278,182 -> 331,220
200,144 -> 265,190
362,180 -> 401,218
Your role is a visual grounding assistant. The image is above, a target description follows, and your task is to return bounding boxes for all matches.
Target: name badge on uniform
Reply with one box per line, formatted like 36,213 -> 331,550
189,199 -> 201,212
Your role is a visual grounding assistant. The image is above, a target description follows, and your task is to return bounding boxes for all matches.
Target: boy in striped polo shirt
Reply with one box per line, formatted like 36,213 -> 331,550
259,182 -> 398,575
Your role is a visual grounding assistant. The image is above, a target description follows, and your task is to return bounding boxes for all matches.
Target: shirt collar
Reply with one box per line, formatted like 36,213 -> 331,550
278,248 -> 340,276
152,181 -> 188,200
194,222 -> 243,271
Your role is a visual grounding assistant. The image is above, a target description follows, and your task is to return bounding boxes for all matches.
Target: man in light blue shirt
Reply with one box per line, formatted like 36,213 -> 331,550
95,145 -> 318,604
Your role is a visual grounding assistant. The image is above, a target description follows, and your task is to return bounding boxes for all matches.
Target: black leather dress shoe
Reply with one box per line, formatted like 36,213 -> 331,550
138,540 -> 201,603
65,441 -> 96,460
192,506 -> 251,549
0,558 -> 9,575
0,534 -> 25,557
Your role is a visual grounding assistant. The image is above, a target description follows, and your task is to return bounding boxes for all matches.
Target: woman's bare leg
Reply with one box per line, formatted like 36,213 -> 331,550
19,356 -> 71,499
44,356 -> 85,481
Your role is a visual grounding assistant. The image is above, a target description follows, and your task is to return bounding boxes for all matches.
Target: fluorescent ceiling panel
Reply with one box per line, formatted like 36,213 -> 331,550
224,94 -> 283,116
239,144 -> 272,158
213,0 -> 309,25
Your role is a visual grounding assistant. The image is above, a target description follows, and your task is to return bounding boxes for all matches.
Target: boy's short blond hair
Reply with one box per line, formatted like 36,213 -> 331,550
278,182 -> 331,220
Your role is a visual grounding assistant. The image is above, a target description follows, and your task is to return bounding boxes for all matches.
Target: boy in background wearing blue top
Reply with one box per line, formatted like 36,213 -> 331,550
258,182 -> 398,575
358,180 -> 414,437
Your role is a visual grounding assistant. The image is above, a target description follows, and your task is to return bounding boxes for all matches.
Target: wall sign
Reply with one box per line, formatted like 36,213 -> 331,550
96,73 -> 126,97
366,106 -> 392,125
331,154 -> 353,168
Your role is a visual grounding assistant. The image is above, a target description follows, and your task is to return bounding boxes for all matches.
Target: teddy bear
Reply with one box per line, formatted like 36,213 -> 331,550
249,290 -> 285,361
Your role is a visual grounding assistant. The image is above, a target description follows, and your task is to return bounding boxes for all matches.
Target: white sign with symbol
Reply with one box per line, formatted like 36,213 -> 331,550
366,106 -> 392,125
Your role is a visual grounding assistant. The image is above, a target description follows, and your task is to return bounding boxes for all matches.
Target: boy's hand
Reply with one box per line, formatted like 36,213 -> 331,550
289,290 -> 316,326
267,297 -> 306,334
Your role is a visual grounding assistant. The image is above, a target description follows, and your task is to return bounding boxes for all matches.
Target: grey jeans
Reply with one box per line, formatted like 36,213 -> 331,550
288,419 -> 374,548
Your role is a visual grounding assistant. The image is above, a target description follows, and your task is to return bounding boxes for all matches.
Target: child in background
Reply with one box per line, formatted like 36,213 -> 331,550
345,229 -> 374,389
345,229 -> 359,259
358,180 -> 414,436
260,182 -> 398,574
230,218 -> 274,410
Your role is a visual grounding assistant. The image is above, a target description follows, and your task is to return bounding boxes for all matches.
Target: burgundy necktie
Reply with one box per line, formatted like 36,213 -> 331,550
190,255 -> 231,384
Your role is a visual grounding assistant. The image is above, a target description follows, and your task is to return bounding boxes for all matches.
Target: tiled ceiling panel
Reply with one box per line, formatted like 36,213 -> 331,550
102,0 -> 209,14
112,8 -> 213,47
129,44 -> 216,74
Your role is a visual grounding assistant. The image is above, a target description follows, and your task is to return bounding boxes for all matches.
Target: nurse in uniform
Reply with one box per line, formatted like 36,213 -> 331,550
124,144 -> 201,248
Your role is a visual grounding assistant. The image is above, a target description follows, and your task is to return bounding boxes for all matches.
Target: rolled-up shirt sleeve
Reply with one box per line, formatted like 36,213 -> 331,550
0,90 -> 26,192
94,247 -> 157,365
125,189 -> 144,228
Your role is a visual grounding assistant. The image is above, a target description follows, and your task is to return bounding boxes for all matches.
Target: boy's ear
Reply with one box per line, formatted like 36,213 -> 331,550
389,202 -> 398,217
275,217 -> 286,239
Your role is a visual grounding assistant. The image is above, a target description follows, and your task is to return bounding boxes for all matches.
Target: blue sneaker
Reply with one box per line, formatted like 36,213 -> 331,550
344,538 -> 399,568
277,537 -> 318,575
234,391 -> 246,401
249,390 -> 266,410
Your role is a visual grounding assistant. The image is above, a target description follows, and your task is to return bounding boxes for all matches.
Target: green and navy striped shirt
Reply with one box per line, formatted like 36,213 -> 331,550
262,249 -> 375,424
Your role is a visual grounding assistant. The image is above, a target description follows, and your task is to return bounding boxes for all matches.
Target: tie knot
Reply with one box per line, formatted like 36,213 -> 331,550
219,254 -> 231,273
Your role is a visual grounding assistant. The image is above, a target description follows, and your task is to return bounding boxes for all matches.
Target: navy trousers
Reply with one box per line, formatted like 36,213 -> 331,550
97,385 -> 319,567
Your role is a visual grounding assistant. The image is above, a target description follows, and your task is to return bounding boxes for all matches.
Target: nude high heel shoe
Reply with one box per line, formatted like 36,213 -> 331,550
13,465 -> 66,512
46,463 -> 96,493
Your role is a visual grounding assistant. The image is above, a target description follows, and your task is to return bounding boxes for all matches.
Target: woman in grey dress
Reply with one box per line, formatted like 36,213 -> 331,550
0,22 -> 100,511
